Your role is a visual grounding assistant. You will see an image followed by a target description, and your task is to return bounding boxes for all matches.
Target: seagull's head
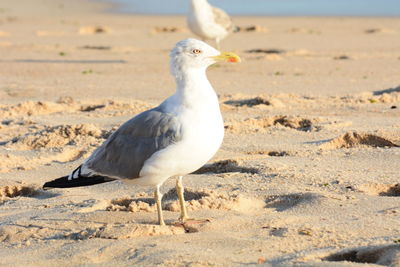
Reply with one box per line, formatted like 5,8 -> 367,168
170,38 -> 240,79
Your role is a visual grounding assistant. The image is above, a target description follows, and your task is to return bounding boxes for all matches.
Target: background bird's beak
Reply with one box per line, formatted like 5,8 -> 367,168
211,52 -> 241,63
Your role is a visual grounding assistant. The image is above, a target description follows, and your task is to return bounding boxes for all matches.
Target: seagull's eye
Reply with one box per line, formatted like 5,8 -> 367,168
192,49 -> 202,54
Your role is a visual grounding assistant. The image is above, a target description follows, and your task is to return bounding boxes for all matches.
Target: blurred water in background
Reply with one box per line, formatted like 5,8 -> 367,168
107,0 -> 400,16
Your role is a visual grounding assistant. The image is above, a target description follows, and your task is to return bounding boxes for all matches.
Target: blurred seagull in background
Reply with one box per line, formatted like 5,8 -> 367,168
43,39 -> 240,226
188,0 -> 234,49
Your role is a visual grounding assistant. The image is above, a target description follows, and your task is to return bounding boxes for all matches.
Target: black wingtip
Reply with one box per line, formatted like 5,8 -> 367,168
43,175 -> 115,189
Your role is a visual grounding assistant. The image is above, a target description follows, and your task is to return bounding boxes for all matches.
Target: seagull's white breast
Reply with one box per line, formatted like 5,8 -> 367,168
137,91 -> 224,186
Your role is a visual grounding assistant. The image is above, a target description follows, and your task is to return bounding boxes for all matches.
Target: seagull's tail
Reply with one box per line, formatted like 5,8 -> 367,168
43,166 -> 115,189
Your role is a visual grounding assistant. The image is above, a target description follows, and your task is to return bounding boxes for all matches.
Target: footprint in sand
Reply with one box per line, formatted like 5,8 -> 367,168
244,49 -> 285,61
152,26 -> 186,34
245,150 -> 292,157
265,193 -> 325,212
224,96 -> 272,107
365,28 -> 396,34
225,115 -> 317,134
220,94 -> 288,111
221,95 -> 287,109
193,159 -> 260,175
357,183 -> 400,197
235,25 -> 268,32
323,244 -> 400,266
79,45 -> 111,50
333,55 -> 351,60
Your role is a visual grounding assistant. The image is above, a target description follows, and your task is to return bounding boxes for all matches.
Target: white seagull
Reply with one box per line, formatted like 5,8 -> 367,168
187,0 -> 234,50
43,39 -> 240,226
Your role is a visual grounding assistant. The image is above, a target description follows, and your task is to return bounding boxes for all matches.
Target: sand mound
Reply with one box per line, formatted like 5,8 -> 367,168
339,86 -> 400,104
0,147 -> 87,172
99,100 -> 152,116
107,195 -> 156,213
0,99 -> 152,119
357,183 -> 400,197
372,86 -> 400,102
0,101 -> 73,117
193,159 -> 259,174
0,225 -> 45,243
0,119 -> 39,145
323,244 -> 400,266
9,124 -> 107,150
221,88 -> 400,111
163,188 -> 265,213
77,99 -> 152,117
107,188 -> 264,214
225,115 -> 316,134
51,146 -> 88,163
0,184 -> 37,199
221,93 -> 335,111
1,123 -> 111,172
319,132 -> 399,149
273,116 -> 314,131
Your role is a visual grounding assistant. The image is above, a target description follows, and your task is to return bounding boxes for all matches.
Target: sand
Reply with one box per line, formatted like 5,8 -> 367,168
0,0 -> 400,266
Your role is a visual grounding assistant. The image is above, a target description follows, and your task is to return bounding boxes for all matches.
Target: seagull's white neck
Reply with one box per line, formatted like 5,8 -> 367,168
174,67 -> 216,107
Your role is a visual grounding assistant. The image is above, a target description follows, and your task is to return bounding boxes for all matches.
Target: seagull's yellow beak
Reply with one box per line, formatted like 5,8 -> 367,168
211,52 -> 241,63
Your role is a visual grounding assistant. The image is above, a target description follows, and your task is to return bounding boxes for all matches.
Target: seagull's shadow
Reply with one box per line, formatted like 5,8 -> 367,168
111,188 -> 208,207
373,85 -> 400,95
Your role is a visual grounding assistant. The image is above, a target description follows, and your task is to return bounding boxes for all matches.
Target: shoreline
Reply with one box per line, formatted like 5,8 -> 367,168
100,0 -> 400,17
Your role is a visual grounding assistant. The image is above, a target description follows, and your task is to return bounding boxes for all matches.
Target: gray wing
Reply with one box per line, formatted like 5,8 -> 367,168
212,7 -> 233,32
85,107 -> 182,179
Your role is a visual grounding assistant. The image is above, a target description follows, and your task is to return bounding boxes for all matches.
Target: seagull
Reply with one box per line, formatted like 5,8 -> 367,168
43,39 -> 240,226
187,0 -> 234,50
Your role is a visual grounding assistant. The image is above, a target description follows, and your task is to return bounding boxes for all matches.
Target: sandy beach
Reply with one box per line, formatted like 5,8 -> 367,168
0,0 -> 400,266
